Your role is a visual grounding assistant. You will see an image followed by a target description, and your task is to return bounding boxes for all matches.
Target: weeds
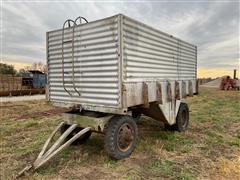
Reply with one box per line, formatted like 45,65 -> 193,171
150,159 -> 193,180
227,137 -> 240,147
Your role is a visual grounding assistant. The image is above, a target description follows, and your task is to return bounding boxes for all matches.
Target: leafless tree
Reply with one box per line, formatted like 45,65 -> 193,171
24,61 -> 47,73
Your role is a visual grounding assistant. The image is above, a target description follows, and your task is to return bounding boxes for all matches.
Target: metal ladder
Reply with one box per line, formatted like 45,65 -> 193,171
61,17 -> 88,96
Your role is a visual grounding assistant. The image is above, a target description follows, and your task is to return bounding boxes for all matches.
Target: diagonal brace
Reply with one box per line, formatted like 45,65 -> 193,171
17,122 -> 91,178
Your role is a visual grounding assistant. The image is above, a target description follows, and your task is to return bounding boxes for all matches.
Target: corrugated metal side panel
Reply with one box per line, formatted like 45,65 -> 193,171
122,15 -> 197,82
47,15 -> 120,107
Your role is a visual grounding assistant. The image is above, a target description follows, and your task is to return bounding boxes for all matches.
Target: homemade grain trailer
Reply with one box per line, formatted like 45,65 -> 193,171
18,14 -> 197,176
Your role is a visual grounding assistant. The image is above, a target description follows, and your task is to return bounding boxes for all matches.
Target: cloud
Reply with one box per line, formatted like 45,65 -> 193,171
1,1 -> 239,77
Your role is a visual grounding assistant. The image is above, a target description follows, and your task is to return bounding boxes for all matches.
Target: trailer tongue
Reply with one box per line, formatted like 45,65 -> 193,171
17,122 -> 91,177
18,14 -> 197,177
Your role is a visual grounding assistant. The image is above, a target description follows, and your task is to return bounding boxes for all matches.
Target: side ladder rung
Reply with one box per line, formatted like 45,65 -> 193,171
63,40 -> 73,44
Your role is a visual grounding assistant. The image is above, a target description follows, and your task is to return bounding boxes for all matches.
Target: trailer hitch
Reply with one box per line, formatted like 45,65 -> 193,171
16,122 -> 91,178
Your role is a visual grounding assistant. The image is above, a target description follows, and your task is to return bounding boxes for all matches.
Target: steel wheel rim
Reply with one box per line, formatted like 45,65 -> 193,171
117,123 -> 134,152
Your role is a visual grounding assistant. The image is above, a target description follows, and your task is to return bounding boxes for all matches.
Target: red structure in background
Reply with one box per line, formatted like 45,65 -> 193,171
220,76 -> 239,90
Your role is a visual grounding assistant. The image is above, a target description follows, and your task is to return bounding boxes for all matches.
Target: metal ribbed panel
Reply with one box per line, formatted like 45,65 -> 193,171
47,14 -> 197,112
47,15 -> 120,107
122,16 -> 197,82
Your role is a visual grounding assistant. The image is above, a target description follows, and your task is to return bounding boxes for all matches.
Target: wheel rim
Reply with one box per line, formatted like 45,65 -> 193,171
117,123 -> 134,152
181,109 -> 188,128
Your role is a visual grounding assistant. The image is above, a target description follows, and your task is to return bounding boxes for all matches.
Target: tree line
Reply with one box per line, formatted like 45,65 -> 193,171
0,62 -> 47,76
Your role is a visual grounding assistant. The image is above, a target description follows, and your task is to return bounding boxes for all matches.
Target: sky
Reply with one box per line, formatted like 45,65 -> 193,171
0,0 -> 239,78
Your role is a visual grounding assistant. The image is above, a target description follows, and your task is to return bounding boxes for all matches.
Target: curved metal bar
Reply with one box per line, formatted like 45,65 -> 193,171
72,21 -> 81,96
71,16 -> 88,96
74,16 -> 88,25
35,126 -> 91,170
62,17 -> 88,97
62,19 -> 76,96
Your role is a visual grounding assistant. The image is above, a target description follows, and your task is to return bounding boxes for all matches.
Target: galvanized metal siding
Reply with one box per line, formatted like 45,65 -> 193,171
122,16 -> 197,82
47,16 -> 120,107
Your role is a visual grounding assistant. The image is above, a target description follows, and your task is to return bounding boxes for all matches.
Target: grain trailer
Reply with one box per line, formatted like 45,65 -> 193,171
18,14 -> 197,176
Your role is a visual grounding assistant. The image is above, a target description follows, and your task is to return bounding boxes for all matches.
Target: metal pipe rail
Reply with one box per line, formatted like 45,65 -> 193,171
61,17 -> 88,97
62,19 -> 76,96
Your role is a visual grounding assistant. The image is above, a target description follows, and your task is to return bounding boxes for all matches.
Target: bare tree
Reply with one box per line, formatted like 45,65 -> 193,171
23,61 -> 47,73
32,62 -> 37,70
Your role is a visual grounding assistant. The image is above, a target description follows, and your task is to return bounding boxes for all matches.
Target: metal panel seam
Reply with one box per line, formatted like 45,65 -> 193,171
118,14 -> 123,109
46,32 -> 50,101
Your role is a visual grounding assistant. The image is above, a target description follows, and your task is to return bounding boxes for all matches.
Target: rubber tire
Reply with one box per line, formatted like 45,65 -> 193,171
60,124 -> 92,145
104,116 -> 138,160
164,103 -> 189,132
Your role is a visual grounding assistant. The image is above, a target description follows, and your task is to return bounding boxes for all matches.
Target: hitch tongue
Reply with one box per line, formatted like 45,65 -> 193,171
16,122 -> 91,178
16,164 -> 33,178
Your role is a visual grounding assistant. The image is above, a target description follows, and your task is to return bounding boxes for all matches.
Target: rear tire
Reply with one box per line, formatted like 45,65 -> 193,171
164,103 -> 189,132
104,116 -> 138,160
60,124 -> 92,145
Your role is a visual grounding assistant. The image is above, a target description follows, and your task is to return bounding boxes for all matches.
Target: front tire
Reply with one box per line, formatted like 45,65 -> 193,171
165,103 -> 189,132
104,116 -> 138,160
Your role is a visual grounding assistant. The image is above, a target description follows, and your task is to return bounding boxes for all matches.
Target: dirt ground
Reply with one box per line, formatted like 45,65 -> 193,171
1,94 -> 45,103
0,87 -> 239,179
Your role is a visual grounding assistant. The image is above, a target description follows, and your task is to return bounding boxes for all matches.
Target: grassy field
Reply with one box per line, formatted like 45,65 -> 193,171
0,87 -> 239,179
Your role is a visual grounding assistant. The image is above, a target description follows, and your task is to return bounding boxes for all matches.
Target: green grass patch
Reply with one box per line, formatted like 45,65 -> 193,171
163,143 -> 175,152
123,169 -> 142,180
176,137 -> 194,145
149,159 -> 193,180
227,137 -> 240,147
205,132 -> 225,145
103,156 -> 118,168
180,146 -> 192,153
157,132 -> 177,141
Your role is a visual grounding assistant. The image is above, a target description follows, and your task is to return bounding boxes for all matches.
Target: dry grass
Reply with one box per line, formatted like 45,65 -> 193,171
0,87 -> 239,179
210,153 -> 240,180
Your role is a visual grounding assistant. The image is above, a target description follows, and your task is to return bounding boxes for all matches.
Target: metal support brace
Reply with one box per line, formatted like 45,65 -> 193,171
142,82 -> 149,108
16,122 -> 91,178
